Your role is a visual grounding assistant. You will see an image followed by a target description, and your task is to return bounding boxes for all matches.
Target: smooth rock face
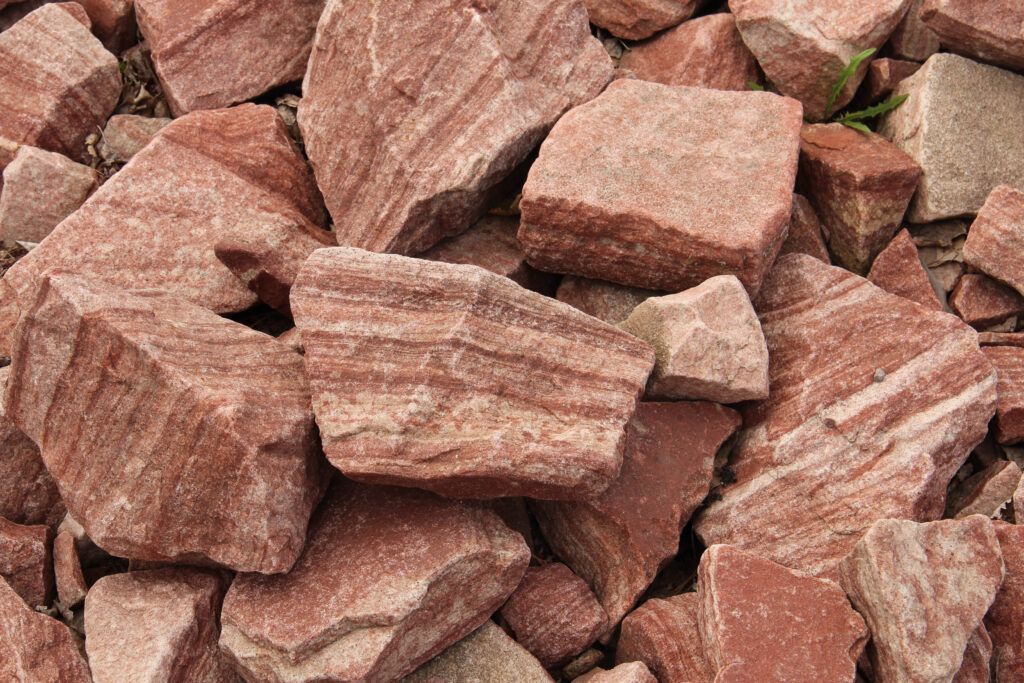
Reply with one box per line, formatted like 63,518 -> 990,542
98,114 -> 171,163
6,273 -> 325,573
291,247 -> 653,500
404,621 -> 553,683
695,254 -> 997,575
837,516 -> 1005,683
576,662 -> 657,683
729,0 -> 912,120
861,58 -> 921,104
988,522 -> 1024,681
983,346 -> 1024,444
950,274 -> 1024,328
920,0 -> 1024,71
618,13 -> 758,91
499,563 -> 608,667
889,0 -> 939,60
220,481 -> 530,682
533,402 -> 740,629
699,545 -> 868,682
74,0 -> 136,52
519,80 -> 802,295
799,123 -> 922,274
0,145 -> 98,244
963,185 -> 1024,298
866,229 -> 943,311
299,0 -> 611,256
880,54 -> 1024,222
584,0 -> 701,39
780,193 -> 830,263
617,593 -> 714,683
0,3 -> 120,161
948,460 -> 1021,519
556,276 -> 658,325
52,530 -> 86,607
619,275 -> 770,403
135,0 -> 325,115
0,517 -> 51,607
0,577 -> 91,682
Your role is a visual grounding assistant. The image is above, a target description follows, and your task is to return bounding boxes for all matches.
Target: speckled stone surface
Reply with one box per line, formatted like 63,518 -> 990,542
52,530 -> 86,608
860,58 -> 921,104
617,593 -> 713,682
982,346 -> 1024,444
584,0 -> 702,39
575,661 -> 657,683
404,621 -> 553,683
867,229 -> 943,311
0,517 -> 51,607
780,193 -> 831,263
988,522 -> 1024,681
920,0 -> 1024,71
948,460 -> 1021,519
0,577 -> 90,681
556,276 -> 659,325
963,185 -> 1024,298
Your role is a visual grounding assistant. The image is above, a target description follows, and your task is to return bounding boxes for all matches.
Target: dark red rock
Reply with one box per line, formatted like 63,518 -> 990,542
866,229 -> 943,311
979,332 -> 1024,349
0,517 -> 51,607
987,522 -> 1024,681
947,460 -> 1021,519
0,577 -> 90,681
780,193 -> 830,263
860,58 -> 922,104
983,346 -> 1024,444
404,621 -> 553,683
963,185 -> 1024,298
950,273 -> 1024,328
556,276 -> 658,325
920,0 -> 1024,71
52,530 -> 86,608
616,593 -> 713,682
575,662 -> 657,683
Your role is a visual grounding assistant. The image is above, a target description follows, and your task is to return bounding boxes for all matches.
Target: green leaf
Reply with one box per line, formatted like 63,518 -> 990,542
842,121 -> 872,133
748,81 -> 765,91
825,48 -> 876,117
837,94 -> 909,123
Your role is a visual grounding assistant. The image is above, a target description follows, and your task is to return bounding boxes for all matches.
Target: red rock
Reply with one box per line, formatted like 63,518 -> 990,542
135,0 -> 324,115
866,229 -> 943,311
963,185 -> 1024,298
888,0 -> 940,61
98,114 -> 171,163
730,0 -> 913,120
220,481 -> 530,682
556,276 -> 658,325
837,516 -> 1004,682
0,3 -> 120,162
954,626 -> 992,683
299,0 -> 611,256
405,621 -> 553,683
6,273 -> 326,573
860,58 -> 922,104
616,593 -> 714,683
500,563 -> 608,667
0,577 -> 90,681
948,460 -> 1021,519
74,0 -> 135,52
695,254 -> 997,575
52,530 -> 86,608
980,331 -> 1024,349
519,80 -> 802,295
799,123 -> 922,274
276,326 -> 303,354
0,145 -> 98,244
620,275 -> 769,403
618,13 -> 759,91
699,545 -> 868,682
0,517 -> 51,606
575,662 -> 657,683
950,274 -> 1024,328
983,346 -> 1024,445
533,402 -> 740,629
987,522 -> 1024,681
920,0 -> 1024,71
583,0 -> 700,40
85,568 -> 235,683
291,247 -> 653,500
780,193 -> 831,263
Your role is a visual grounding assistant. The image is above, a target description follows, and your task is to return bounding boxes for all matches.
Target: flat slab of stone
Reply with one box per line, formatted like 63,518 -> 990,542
695,254 -> 997,575
220,481 -> 530,682
983,346 -> 1024,444
519,80 -> 802,295
617,593 -> 714,682
988,522 -> 1024,681
404,621 -> 553,683
556,276 -> 658,325
0,517 -> 50,607
950,274 -> 1024,328
0,577 -> 90,681
963,185 -> 1024,298
780,193 -> 830,263
920,0 -> 1024,71
889,0 -> 940,61
0,145 -> 97,244
584,0 -> 700,39
867,229 -> 943,311
299,0 -> 611,255
291,247 -> 653,500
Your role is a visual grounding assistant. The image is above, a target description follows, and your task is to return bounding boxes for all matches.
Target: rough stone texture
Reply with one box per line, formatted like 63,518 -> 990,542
695,254 -> 997,575
404,621 -> 553,683
6,273 -> 325,573
0,577 -> 91,681
52,530 -> 86,607
291,247 -> 653,500
135,0 -> 324,115
500,563 -> 608,667
220,481 -> 530,682
519,80 -> 802,295
963,185 -> 1024,298
889,0 -> 940,60
948,460 -> 1021,519
980,331 -> 1024,349
299,0 -> 611,256
533,402 -> 740,629
729,0 -> 912,120
955,626 -> 992,683
618,13 -> 758,91
920,0 -> 1024,71
75,0 -> 135,52
98,114 -> 171,163
879,54 -> 1024,223
837,516 -> 1005,683
0,145 -> 97,244
619,275 -> 770,402
699,545 -> 868,682
950,274 -> 1024,328
861,58 -> 921,104
575,662 -> 657,683
988,522 -> 1024,681
0,517 -> 51,607
583,0 -> 702,40
617,593 -> 714,683
799,123 -> 922,274
983,346 -> 1024,445
85,568 -> 235,683
0,104 -> 326,354
556,276 -> 657,325
0,3 -> 120,162
780,193 -> 830,263
866,229 -> 943,311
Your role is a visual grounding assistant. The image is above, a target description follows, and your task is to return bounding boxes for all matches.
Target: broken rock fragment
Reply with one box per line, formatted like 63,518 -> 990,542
920,0 -> 1024,71
52,530 -> 86,608
888,0 -> 940,61
616,593 -> 714,682
98,114 -> 171,163
988,522 -> 1024,681
556,276 -> 657,325
0,517 -> 51,607
0,577 -> 91,682
584,0 -> 701,40
983,346 -> 1024,444
866,229 -> 943,311
948,460 -> 1022,519
950,274 -> 1024,328
962,185 -> 1024,298
291,247 -> 653,500
780,193 -> 830,263
404,621 -> 553,683
74,0 -> 136,52
575,662 -> 657,683
861,58 -> 921,104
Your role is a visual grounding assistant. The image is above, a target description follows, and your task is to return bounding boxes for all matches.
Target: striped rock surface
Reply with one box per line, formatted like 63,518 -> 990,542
291,247 -> 654,500
0,517 -> 51,607
298,0 -> 611,255
0,577 -> 91,682
963,185 -> 1024,298
694,254 -> 997,576
988,522 -> 1024,681
5,273 -> 325,573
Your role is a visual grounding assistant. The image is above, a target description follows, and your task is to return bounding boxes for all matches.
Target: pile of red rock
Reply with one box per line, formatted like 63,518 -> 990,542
0,0 -> 1023,680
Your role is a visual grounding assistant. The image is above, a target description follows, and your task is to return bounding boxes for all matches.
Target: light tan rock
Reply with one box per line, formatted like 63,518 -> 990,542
556,276 -> 658,325
584,0 -> 702,40
98,114 -> 171,163
867,229 -> 943,311
404,621 -> 553,683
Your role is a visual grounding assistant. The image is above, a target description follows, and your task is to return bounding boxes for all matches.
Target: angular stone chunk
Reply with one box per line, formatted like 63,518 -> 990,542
867,229 -> 943,311
52,530 -> 86,608
85,568 -> 235,683
799,123 -> 922,274
618,13 -> 759,91
0,517 -> 51,607
963,185 -> 1024,298
74,0 -> 136,52
699,545 -> 868,682
583,0 -> 700,40
861,58 -> 921,104
575,662 -> 657,683
500,563 -> 608,667
948,460 -> 1021,519
617,593 -> 714,683
556,276 -> 657,325
980,331 -> 1024,349
988,522 -> 1024,681
0,577 -> 90,682
729,0 -> 912,120
780,193 -> 831,263
404,621 -> 553,683
837,516 -> 1004,683
6,273 -> 325,573
98,114 -> 171,163
880,54 -> 1024,222
533,402 -> 740,628
0,146 -> 97,244
983,346 -> 1024,445
920,0 -> 1024,71
695,255 -> 997,575
299,0 -> 611,256
950,274 -> 1024,328
291,247 -> 653,500
956,626 -> 992,683
620,275 -> 769,403
889,0 -> 940,61
520,80 -> 802,294
135,0 -> 324,115
220,482 -> 530,682
0,3 -> 120,161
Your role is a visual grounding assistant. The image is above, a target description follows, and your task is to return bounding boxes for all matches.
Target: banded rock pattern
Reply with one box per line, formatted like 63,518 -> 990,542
405,621 -> 553,683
